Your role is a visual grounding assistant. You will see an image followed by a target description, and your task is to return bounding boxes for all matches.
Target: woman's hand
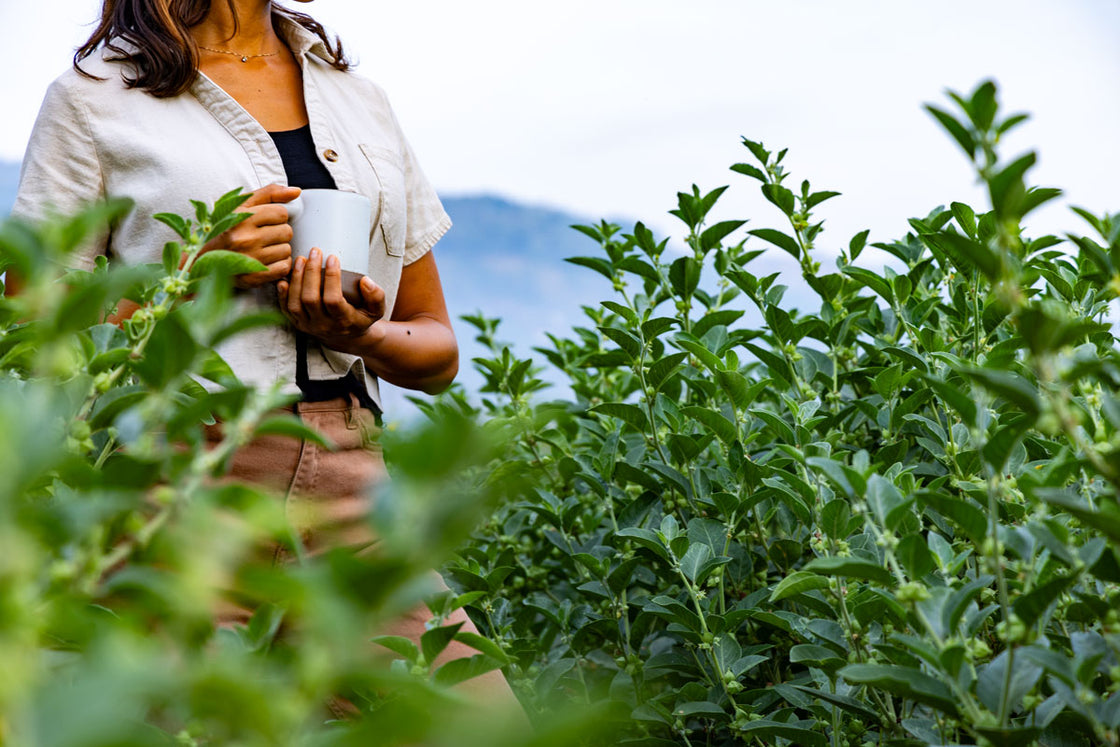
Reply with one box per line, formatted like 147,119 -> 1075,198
277,247 -> 387,350
202,183 -> 300,289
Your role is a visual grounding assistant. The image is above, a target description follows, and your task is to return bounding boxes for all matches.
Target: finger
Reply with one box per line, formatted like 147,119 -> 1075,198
300,248 -> 323,311
233,260 -> 293,289
322,254 -> 350,318
287,256 -> 307,316
359,277 -> 386,319
242,183 -> 301,209
249,242 -> 292,266
243,204 -> 295,228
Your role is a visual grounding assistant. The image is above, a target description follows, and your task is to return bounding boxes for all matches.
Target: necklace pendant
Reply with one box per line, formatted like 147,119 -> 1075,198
241,55 -> 249,63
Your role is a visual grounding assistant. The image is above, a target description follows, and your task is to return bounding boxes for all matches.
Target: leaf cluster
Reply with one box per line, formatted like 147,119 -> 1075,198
441,81 -> 1120,747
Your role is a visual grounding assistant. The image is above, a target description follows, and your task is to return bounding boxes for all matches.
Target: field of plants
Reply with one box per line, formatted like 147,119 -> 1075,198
2,81 -> 1119,746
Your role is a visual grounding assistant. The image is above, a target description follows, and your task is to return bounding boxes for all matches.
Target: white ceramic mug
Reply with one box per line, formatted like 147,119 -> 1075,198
286,189 -> 372,307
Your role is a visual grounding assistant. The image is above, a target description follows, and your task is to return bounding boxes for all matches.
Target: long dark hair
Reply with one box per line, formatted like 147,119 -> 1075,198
74,0 -> 350,98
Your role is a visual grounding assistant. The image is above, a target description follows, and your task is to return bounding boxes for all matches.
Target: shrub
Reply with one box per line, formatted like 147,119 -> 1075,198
0,196 -> 547,745
441,80 -> 1120,746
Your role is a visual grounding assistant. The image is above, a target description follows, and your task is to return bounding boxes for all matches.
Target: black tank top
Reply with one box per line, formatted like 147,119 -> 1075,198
268,125 -> 377,411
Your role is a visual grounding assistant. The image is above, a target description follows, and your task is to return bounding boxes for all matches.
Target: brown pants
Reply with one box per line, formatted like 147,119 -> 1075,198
205,394 -> 505,681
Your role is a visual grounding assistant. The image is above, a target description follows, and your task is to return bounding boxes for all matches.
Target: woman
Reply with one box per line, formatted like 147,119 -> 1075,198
14,0 -> 510,703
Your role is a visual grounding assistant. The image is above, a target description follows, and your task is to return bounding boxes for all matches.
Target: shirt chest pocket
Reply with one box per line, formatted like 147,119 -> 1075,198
359,144 -> 407,258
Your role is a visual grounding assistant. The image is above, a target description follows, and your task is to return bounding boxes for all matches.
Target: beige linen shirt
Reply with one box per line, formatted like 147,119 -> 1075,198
13,19 -> 451,410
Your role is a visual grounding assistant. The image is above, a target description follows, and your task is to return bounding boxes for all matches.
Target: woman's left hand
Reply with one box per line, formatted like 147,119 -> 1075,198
277,247 -> 387,350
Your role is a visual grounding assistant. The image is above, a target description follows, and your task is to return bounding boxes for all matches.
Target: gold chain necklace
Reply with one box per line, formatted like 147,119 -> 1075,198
197,44 -> 280,63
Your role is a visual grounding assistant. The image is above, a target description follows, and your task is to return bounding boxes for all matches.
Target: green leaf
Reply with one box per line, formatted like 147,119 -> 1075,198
153,212 -> 191,240
866,474 -> 907,531
691,310 -> 744,340
421,622 -> 465,664
162,241 -> 183,274
749,228 -> 801,260
842,266 -> 893,303
189,250 -> 267,278
807,190 -> 841,209
916,492 -> 988,544
370,635 -> 419,663
803,556 -> 894,586
976,650 -> 1043,716
681,406 -> 737,446
1013,573 -> 1079,628
701,220 -> 746,252
668,256 -> 702,297
451,631 -> 509,664
601,300 -> 638,325
591,403 -> 650,432
736,720 -> 826,747
615,527 -> 670,562
989,152 -> 1037,220
565,255 -> 614,280
840,663 -> 959,715
819,499 -> 853,539
950,202 -> 978,238
921,230 -> 1001,281
761,184 -> 796,216
679,543 -> 712,583
599,326 -> 641,360
790,644 -> 845,671
1038,492 -> 1120,545
849,229 -> 870,260
959,367 -> 1041,416
211,187 -> 251,223
919,374 -> 978,427
925,104 -> 976,158
770,571 -> 831,602
714,371 -> 766,411
432,655 -> 503,687
675,337 -> 723,373
943,575 -> 994,634
731,162 -> 767,182
647,352 -> 688,391
794,686 -> 883,723
896,534 -> 935,578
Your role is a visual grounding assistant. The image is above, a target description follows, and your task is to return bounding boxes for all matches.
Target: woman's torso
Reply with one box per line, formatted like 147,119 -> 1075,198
13,18 -> 451,409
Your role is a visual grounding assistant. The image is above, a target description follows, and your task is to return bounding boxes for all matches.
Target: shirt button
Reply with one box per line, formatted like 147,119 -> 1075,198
323,148 -> 339,162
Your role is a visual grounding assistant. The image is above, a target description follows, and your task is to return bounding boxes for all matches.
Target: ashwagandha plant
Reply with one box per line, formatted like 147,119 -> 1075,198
435,80 -> 1120,747
0,195 -> 576,746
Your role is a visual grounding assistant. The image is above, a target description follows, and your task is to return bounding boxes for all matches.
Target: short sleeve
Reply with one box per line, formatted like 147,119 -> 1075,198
390,112 -> 451,266
12,74 -> 108,270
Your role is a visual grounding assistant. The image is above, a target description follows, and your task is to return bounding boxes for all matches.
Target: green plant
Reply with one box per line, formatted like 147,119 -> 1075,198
0,194 -> 561,745
442,81 -> 1120,746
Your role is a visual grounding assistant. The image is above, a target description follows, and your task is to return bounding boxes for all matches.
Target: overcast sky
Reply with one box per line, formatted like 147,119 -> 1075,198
2,1 -> 1118,247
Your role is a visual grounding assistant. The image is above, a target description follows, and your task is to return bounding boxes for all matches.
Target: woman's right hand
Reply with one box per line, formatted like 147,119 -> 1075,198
201,183 -> 300,289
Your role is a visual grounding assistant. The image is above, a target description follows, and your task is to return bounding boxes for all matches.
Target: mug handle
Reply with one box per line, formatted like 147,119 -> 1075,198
286,195 -> 303,222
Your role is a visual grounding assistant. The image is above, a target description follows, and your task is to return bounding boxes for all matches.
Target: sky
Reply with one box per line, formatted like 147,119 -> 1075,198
2,0 -> 1118,251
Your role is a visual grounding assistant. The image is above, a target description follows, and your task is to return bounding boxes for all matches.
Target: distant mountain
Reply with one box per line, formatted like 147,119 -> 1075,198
0,162 -> 18,216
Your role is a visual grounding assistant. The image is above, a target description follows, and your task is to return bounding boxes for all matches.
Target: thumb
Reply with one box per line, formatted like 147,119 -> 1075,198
359,277 -> 386,315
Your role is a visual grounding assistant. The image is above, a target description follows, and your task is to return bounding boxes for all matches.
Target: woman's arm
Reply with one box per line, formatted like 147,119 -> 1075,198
277,248 -> 459,394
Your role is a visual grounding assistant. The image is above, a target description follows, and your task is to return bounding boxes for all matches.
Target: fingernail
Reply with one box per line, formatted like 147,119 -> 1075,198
295,257 -> 305,270
361,277 -> 374,290
327,255 -> 339,269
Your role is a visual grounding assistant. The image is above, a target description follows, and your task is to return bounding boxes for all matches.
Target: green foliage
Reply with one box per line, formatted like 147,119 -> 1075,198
439,81 -> 1120,746
0,192 -> 566,745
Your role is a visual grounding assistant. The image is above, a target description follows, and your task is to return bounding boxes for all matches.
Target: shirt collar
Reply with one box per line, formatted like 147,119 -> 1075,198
275,15 -> 333,64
